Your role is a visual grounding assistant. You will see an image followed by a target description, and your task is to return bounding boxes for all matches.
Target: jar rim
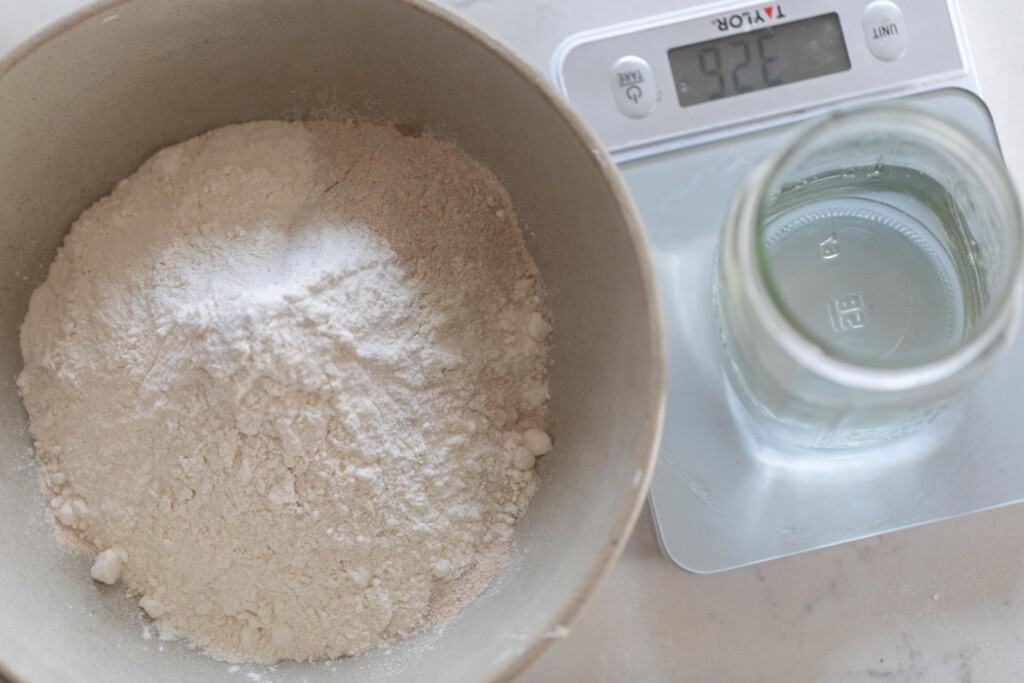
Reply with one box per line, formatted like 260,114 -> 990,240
739,104 -> 1024,392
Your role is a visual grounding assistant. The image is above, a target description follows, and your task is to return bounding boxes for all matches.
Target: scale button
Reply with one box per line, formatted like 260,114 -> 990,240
862,0 -> 907,61
609,55 -> 657,119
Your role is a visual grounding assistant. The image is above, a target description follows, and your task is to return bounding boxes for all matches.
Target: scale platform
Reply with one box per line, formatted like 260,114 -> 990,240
553,0 -> 1024,572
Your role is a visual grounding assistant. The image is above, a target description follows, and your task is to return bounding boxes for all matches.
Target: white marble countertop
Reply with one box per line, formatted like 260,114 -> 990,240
4,1 -> 1024,681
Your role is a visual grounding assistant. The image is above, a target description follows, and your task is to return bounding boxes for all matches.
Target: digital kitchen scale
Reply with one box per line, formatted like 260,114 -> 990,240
553,0 -> 1024,573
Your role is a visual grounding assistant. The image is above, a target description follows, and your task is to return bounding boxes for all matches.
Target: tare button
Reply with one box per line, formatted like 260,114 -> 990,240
862,1 -> 907,61
609,56 -> 657,119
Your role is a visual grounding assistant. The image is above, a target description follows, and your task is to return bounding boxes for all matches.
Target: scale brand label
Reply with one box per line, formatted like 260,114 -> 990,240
712,5 -> 787,32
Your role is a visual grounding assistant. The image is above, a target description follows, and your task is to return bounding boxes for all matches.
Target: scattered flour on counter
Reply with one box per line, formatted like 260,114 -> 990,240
18,120 -> 552,663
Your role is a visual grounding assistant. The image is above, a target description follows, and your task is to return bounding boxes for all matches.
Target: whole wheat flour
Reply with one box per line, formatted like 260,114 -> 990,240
17,120 -> 553,663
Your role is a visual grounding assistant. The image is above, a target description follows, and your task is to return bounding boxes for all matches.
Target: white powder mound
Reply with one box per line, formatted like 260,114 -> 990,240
18,120 -> 552,662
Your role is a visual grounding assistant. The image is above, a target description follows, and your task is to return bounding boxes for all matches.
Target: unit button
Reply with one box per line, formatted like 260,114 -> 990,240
863,0 -> 907,61
610,55 -> 657,119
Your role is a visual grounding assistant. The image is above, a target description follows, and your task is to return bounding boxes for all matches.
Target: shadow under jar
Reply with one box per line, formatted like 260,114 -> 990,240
716,105 -> 1024,451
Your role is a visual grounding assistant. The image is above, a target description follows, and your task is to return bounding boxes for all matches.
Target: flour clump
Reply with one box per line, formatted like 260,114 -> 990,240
18,120 -> 551,663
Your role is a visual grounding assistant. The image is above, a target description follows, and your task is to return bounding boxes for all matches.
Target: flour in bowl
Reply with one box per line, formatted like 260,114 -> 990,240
18,120 -> 552,663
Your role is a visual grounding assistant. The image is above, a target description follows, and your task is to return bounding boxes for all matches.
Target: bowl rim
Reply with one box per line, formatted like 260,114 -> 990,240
0,1 -> 667,681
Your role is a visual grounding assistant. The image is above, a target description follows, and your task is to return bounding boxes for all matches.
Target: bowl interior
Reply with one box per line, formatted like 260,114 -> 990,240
0,1 -> 663,681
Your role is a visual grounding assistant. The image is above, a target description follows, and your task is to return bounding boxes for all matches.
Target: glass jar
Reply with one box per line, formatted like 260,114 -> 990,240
715,105 -> 1024,449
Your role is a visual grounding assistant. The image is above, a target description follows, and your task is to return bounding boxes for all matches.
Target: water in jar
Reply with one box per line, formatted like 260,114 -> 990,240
760,165 -> 985,367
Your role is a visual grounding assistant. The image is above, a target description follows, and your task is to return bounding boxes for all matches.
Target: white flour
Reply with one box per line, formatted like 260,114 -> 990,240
18,120 -> 552,662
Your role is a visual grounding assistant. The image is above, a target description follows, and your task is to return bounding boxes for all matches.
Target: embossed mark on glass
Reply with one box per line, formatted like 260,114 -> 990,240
715,106 -> 1024,449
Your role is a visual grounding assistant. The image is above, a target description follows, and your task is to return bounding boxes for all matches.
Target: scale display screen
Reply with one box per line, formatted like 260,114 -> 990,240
668,13 -> 851,107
